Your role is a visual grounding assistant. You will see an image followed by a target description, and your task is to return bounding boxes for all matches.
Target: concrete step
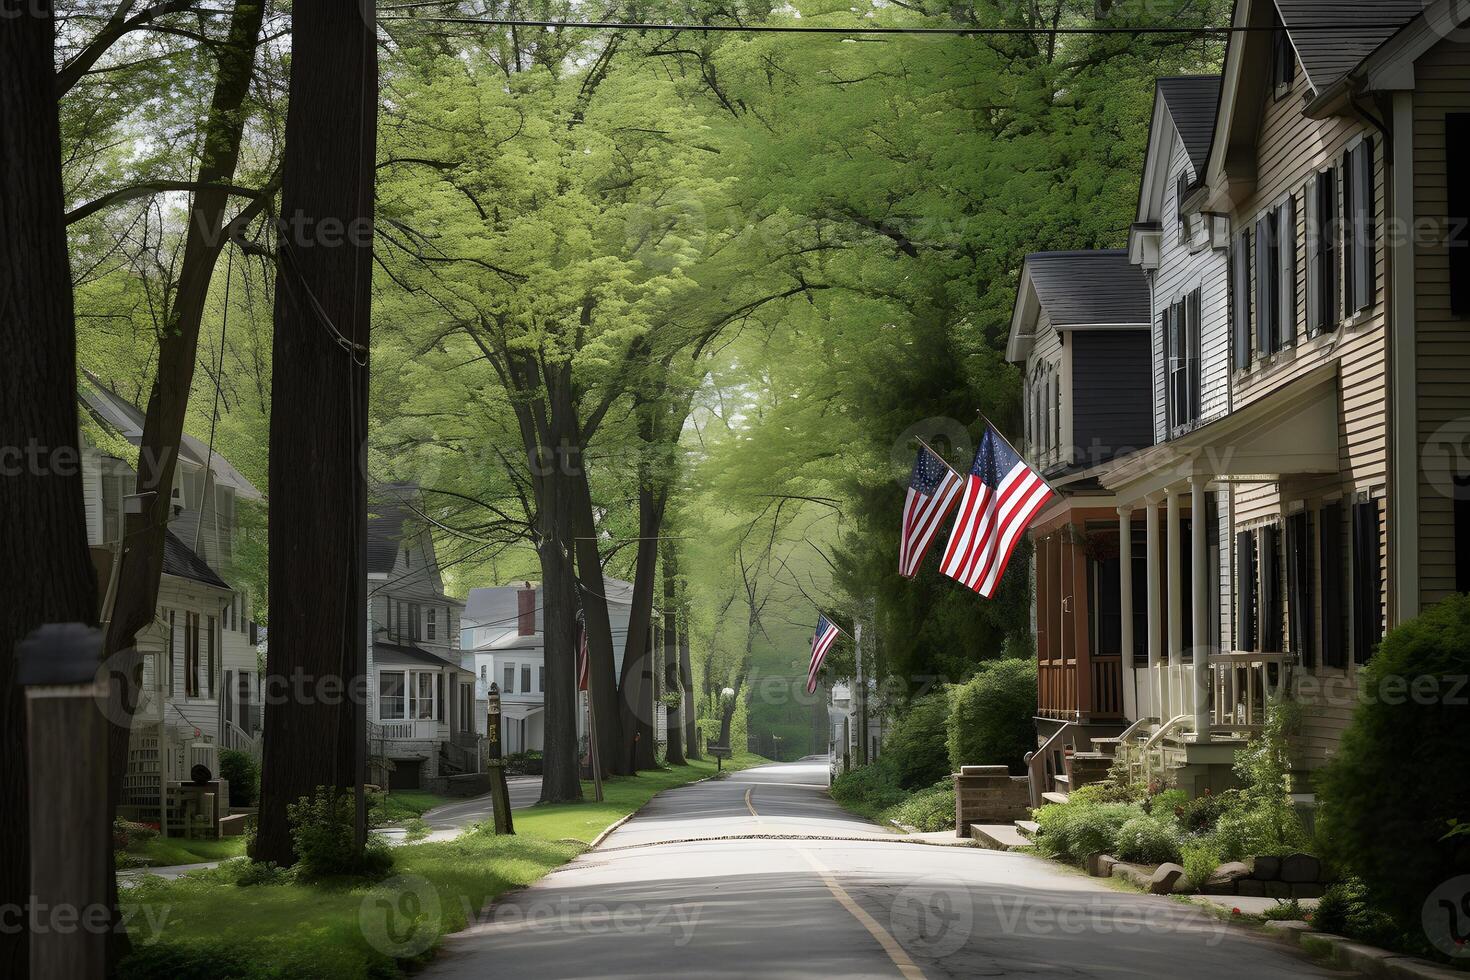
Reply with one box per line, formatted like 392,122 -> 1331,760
1015,819 -> 1040,839
1070,750 -> 1111,760
1041,791 -> 1070,805
970,823 -> 1030,851
1053,773 -> 1071,787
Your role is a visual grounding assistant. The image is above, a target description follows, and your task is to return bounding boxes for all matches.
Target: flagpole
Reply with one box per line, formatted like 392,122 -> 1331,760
977,412 -> 1058,497
911,434 -> 963,478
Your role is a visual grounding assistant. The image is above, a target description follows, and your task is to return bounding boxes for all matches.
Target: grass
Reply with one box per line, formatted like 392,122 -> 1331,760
123,836 -> 248,868
370,789 -> 453,826
118,753 -> 767,980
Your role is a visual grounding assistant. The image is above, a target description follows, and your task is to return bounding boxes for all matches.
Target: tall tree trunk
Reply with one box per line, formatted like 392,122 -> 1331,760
661,542 -> 685,764
0,6 -> 101,974
569,467 -> 626,774
618,480 -> 664,770
100,0 -> 266,889
680,612 -> 699,760
253,0 -> 376,866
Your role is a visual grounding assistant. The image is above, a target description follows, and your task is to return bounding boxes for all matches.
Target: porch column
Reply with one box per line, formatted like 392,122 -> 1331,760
1118,504 -> 1134,712
1166,488 -> 1182,721
1144,494 -> 1162,721
1191,475 -> 1212,744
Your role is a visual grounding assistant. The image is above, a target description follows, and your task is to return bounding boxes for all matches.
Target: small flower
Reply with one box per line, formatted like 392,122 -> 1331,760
1231,907 -> 1242,916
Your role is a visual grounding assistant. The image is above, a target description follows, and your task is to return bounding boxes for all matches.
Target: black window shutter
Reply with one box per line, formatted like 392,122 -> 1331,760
1256,213 -> 1273,355
1305,174 -> 1321,333
1261,525 -> 1283,652
1162,306 -> 1174,431
1279,195 -> 1298,346
1352,499 -> 1383,663
1448,114 -> 1470,316
1362,139 -> 1376,311
1286,511 -> 1314,666
1188,288 -> 1202,421
1350,140 -> 1375,313
1233,231 -> 1252,368
436,673 -> 445,721
1320,502 -> 1346,667
1323,167 -> 1339,329
1236,530 -> 1257,652
1456,478 -> 1470,594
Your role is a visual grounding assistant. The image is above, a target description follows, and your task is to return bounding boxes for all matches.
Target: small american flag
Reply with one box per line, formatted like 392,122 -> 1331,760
940,424 -> 1053,597
899,443 -> 964,578
576,611 -> 589,692
806,614 -> 841,695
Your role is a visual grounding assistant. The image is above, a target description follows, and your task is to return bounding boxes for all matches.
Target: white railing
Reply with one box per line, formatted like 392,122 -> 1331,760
1209,652 -> 1292,732
1025,722 -> 1074,808
221,718 -> 262,760
377,719 -> 440,740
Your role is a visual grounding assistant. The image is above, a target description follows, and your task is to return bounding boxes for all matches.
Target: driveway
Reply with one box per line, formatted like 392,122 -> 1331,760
417,760 -> 1348,979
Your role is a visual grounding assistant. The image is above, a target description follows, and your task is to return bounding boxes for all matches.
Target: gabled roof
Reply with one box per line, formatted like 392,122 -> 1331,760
1275,0 -> 1425,92
1006,250 -> 1151,362
367,483 -> 416,575
78,371 -> 263,501
163,529 -> 229,590
1156,76 -> 1221,176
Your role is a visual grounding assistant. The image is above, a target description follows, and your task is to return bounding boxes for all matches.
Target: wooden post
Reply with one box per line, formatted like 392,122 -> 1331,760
17,624 -> 107,980
484,683 -> 514,834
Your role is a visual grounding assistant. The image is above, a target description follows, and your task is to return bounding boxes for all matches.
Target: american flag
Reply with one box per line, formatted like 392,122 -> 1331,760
576,611 -> 589,692
940,424 -> 1053,597
899,443 -> 964,578
805,614 -> 841,695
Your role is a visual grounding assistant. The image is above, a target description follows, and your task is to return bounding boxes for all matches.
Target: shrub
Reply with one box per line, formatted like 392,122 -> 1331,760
285,787 -> 392,881
1145,788 -> 1189,823
886,690 -> 953,790
1317,594 -> 1470,931
1068,780 -> 1146,806
1114,815 -> 1182,864
1034,800 -> 1144,863
1176,788 -> 1238,834
1231,701 -> 1309,856
504,750 -> 543,776
219,750 -> 260,807
1181,842 -> 1221,891
830,757 -> 908,814
947,658 -> 1037,774
884,782 -> 955,833
1313,877 -> 1405,950
113,817 -> 160,851
1262,899 -> 1308,922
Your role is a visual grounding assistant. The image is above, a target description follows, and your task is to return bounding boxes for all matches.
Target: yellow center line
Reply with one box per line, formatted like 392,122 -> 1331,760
745,785 -> 923,979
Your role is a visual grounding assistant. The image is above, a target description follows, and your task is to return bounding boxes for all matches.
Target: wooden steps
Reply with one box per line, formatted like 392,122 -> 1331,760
970,823 -> 1031,851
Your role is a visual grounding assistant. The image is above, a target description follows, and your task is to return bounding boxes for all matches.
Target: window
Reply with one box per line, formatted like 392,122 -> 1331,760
1235,531 -> 1257,652
427,608 -> 437,642
1448,114 -> 1470,316
1231,229 -> 1252,369
1271,9 -> 1295,92
480,665 -> 487,682
184,612 -> 200,697
1344,138 -> 1376,315
538,666 -> 546,693
207,615 -> 217,698
1352,499 -> 1383,663
1176,170 -> 1191,241
521,665 -> 531,694
1306,167 -> 1339,333
403,547 -> 411,568
380,672 -> 405,719
503,664 -> 515,693
412,672 -> 435,719
102,470 -> 123,544
409,603 -> 421,641
1260,525 -> 1283,653
1320,501 -> 1347,667
1286,511 -> 1314,666
1165,290 -> 1202,432
1254,199 -> 1297,357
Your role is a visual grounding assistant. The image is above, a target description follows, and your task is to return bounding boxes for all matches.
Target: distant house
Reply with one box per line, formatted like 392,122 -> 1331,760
79,374 -> 263,834
461,578 -> 638,754
366,485 -> 478,791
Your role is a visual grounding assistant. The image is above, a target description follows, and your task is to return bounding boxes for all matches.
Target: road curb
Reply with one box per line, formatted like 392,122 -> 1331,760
588,774 -> 719,850
1256,918 -> 1464,979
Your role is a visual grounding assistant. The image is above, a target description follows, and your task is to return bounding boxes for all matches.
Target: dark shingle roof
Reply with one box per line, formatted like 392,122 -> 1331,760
1157,76 -> 1221,176
163,530 -> 229,590
1023,250 -> 1151,326
1276,1 -> 1425,91
367,484 -> 416,575
373,639 -> 472,675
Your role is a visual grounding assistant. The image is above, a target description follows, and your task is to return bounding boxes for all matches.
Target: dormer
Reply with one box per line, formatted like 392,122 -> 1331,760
1006,251 -> 1154,477
1131,75 -> 1228,268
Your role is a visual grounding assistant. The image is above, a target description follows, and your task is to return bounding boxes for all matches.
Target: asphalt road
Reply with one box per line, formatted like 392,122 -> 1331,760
420,776 -> 544,835
414,760 -> 1348,979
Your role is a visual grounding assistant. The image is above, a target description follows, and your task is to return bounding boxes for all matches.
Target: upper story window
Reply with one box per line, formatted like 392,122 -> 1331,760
1305,166 -> 1339,333
1175,170 -> 1191,243
1165,289 -> 1202,433
427,608 -> 437,642
1271,10 -> 1295,94
1027,361 -> 1060,466
1343,137 -> 1376,316
1233,195 -> 1299,369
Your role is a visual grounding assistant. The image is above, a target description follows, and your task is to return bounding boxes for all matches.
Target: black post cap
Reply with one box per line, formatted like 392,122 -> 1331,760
15,623 -> 104,687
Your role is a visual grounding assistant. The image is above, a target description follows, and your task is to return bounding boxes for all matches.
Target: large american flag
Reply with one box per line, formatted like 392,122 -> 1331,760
805,614 -> 841,695
899,443 -> 964,578
940,424 -> 1053,597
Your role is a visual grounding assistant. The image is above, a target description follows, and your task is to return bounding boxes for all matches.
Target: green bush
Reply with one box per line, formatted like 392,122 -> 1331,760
1313,877 -> 1405,949
1114,815 -> 1182,864
504,750 -> 543,776
947,658 -> 1037,774
1145,788 -> 1189,823
285,787 -> 392,881
1181,842 -> 1221,891
1068,780 -> 1146,806
220,750 -> 260,807
1033,800 -> 1144,863
886,690 -> 952,790
1317,594 -> 1470,931
1175,788 -> 1238,833
829,757 -> 908,814
884,782 -> 954,833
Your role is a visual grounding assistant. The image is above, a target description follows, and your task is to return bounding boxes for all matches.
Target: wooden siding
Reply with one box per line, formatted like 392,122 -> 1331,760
1070,330 -> 1154,465
1152,126 -> 1233,444
1022,309 -> 1066,470
1222,51 -> 1388,772
1413,39 -> 1470,607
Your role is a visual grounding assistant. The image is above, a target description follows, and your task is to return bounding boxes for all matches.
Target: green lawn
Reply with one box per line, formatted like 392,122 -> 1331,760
123,836 -> 248,868
370,789 -> 453,826
118,754 -> 766,980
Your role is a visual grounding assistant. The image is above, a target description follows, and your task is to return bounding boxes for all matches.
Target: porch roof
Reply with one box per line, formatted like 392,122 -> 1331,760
1097,362 -> 1340,504
375,639 -> 473,676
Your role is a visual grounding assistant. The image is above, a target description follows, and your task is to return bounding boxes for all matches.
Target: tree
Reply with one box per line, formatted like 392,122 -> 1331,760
661,539 -> 686,764
0,4 -> 102,974
253,0 -> 377,866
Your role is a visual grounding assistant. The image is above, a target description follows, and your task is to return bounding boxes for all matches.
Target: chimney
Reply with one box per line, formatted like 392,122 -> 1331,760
517,583 -> 536,636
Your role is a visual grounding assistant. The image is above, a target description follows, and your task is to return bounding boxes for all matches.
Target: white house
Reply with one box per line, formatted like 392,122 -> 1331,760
461,578 -> 636,754
365,484 -> 479,792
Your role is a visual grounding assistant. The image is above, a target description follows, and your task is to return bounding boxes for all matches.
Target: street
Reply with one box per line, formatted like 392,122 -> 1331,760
419,761 -> 1345,979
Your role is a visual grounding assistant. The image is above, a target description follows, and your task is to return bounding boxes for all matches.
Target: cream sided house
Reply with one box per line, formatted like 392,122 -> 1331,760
79,374 -> 264,835
1010,0 -> 1470,811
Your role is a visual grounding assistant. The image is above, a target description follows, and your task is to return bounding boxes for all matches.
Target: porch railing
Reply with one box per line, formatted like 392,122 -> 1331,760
1209,651 -> 1292,732
377,719 -> 440,740
1025,722 -> 1074,808
1038,657 -> 1124,721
